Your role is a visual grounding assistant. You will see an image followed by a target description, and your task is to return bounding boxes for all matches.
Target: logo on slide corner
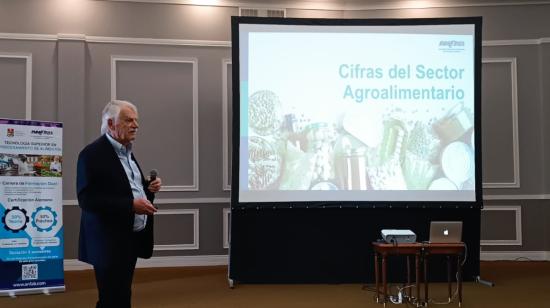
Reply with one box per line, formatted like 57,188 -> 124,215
438,40 -> 465,53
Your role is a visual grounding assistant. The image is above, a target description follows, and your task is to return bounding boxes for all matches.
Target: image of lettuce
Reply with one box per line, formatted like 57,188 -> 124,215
248,136 -> 282,190
248,90 -> 283,136
401,153 -> 438,190
278,141 -> 315,190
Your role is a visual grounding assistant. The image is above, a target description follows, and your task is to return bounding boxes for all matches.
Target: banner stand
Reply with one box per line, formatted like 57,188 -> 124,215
1,285 -> 65,297
0,118 -> 65,296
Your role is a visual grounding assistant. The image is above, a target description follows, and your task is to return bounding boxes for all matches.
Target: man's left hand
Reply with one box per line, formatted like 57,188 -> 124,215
148,177 -> 162,193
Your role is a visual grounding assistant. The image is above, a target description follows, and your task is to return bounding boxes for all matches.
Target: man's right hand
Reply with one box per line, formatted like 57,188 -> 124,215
133,198 -> 157,215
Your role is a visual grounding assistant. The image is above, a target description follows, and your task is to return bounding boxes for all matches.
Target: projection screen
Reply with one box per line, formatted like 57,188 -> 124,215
232,17 -> 482,205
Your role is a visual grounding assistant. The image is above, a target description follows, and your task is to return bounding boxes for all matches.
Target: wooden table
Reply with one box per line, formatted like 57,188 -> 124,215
422,243 -> 465,307
372,242 -> 465,307
372,242 -> 423,306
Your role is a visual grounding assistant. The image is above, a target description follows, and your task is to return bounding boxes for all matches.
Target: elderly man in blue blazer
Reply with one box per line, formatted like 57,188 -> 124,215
77,100 -> 162,308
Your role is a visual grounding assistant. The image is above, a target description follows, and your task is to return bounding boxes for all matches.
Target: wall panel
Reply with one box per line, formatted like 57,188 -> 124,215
113,56 -> 198,191
0,54 -> 29,119
481,58 -> 519,188
0,1 -> 549,266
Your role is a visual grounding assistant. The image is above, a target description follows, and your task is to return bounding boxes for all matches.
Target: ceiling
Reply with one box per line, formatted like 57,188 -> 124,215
103,0 -> 550,11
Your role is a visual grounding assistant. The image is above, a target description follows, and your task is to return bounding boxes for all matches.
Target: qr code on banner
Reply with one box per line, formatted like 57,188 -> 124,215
22,264 -> 38,280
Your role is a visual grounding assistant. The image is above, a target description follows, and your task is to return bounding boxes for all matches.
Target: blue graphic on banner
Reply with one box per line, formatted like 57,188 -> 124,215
0,259 -> 64,290
0,118 -> 64,295
0,203 -> 64,261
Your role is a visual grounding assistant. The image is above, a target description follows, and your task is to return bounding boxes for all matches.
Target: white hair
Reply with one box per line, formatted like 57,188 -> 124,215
100,100 -> 137,135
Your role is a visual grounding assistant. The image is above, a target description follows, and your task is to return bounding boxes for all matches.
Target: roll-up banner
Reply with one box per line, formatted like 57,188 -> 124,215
0,118 -> 64,296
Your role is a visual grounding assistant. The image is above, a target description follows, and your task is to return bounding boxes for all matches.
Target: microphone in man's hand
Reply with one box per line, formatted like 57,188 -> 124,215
149,169 -> 159,209
149,169 -> 158,182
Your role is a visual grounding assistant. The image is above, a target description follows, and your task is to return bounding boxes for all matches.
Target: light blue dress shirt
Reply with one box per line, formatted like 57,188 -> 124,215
106,133 -> 148,232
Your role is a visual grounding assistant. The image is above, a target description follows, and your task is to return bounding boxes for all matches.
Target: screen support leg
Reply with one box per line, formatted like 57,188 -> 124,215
475,275 -> 495,287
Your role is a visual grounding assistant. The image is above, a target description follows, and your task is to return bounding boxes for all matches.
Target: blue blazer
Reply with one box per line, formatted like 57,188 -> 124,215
77,134 -> 155,268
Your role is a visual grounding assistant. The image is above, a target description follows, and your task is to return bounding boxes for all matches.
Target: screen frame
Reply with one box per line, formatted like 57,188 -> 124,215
231,16 -> 483,209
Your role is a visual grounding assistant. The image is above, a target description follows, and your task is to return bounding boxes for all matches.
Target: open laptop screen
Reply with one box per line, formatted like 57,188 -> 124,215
429,221 -> 463,243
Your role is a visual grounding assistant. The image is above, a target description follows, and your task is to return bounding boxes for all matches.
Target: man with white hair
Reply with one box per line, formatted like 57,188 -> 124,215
77,100 -> 162,308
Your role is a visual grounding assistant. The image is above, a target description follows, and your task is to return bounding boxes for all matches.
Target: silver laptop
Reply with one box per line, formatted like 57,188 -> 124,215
429,221 -> 463,243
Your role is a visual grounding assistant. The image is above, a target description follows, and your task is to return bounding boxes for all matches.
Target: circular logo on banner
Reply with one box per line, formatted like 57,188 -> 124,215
2,206 -> 30,233
31,206 -> 58,232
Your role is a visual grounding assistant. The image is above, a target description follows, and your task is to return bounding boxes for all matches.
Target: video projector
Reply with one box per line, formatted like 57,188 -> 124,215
381,229 -> 417,244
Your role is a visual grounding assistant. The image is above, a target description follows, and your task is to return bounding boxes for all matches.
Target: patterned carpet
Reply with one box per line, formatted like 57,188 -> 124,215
1,261 -> 549,307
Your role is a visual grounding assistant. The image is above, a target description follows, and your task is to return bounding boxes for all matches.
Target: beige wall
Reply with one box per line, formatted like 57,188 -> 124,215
1,0 -> 550,264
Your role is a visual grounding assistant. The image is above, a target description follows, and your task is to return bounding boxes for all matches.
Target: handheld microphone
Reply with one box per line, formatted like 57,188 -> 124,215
149,169 -> 158,182
149,169 -> 159,209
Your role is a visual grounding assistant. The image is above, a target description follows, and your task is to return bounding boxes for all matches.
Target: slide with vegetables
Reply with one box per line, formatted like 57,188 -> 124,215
236,21 -> 479,203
